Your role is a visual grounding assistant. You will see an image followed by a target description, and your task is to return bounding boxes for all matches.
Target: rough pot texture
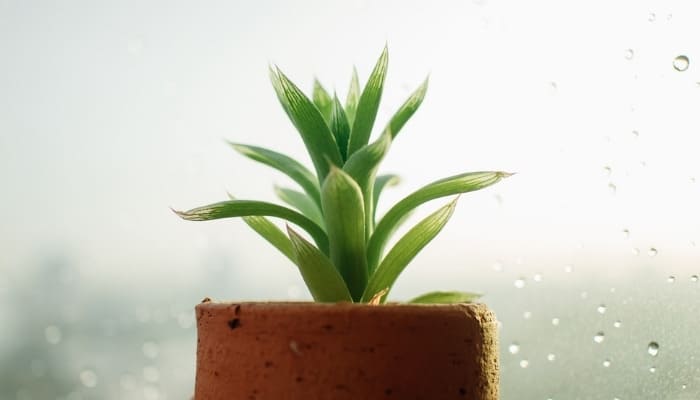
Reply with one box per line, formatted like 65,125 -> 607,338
194,301 -> 499,400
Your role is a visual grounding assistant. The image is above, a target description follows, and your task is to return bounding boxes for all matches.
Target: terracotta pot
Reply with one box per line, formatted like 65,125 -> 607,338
194,301 -> 499,400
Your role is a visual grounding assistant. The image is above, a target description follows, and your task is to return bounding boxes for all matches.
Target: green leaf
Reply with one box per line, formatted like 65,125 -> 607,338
345,67 -> 361,127
330,95 -> 350,161
343,130 -> 392,239
347,46 -> 389,156
287,226 -> 353,303
384,76 -> 429,140
321,166 -> 368,301
242,215 -> 297,265
270,67 -> 343,182
408,291 -> 482,304
312,79 -> 333,124
367,171 -> 512,272
362,198 -> 459,303
372,174 -> 401,223
274,186 -> 325,230
229,142 -> 321,207
174,199 -> 329,255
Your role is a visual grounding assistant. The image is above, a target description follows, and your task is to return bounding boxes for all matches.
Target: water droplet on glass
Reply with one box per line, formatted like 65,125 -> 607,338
691,275 -> 699,282
80,369 -> 98,388
508,343 -> 520,354
597,304 -> 607,314
622,229 -> 630,239
603,359 -> 612,367
649,366 -> 657,373
632,247 -> 640,256
624,49 -> 634,60
492,261 -> 503,272
45,325 -> 62,344
523,311 -> 532,319
608,183 -> 617,194
603,166 -> 612,176
673,55 -> 689,72
564,265 -> 574,273
580,291 -> 589,300
593,332 -> 605,344
666,13 -> 672,20
551,317 -> 560,326
519,359 -> 529,368
632,130 -> 640,137
682,384 -> 688,390
667,276 -> 676,283
547,353 -> 556,361
648,248 -> 658,257
613,320 -> 622,328
648,342 -> 659,356
514,278 -> 526,289
533,273 -> 542,282
648,12 -> 656,22
142,341 -> 159,359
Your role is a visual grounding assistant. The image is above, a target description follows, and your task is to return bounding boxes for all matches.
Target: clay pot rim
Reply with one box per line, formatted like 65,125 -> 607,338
197,300 -> 488,312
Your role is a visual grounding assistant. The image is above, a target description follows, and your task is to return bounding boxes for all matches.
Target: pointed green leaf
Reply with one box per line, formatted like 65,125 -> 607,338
287,226 -> 353,303
408,291 -> 482,304
312,79 -> 333,124
321,166 -> 368,301
274,186 -> 325,230
345,67 -> 361,127
367,171 -> 512,272
362,198 -> 459,303
384,76 -> 429,139
242,216 -> 297,264
330,95 -> 350,161
347,46 -> 389,156
372,174 -> 401,223
343,130 -> 392,239
229,142 -> 321,207
174,199 -> 328,254
270,67 -> 343,182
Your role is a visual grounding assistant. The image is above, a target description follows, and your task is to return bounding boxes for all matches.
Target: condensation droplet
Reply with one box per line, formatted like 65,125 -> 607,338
508,343 -> 520,354
632,130 -> 639,138
492,261 -> 503,272
632,247 -> 640,256
649,366 -> 657,373
608,182 -> 617,194
533,273 -> 542,282
648,12 -> 656,22
667,276 -> 676,283
593,332 -> 605,344
552,317 -> 560,326
624,49 -> 634,60
682,384 -> 688,390
564,265 -> 574,273
613,320 -> 622,328
142,341 -> 159,359
597,304 -> 607,314
673,55 -> 689,72
80,369 -> 98,388
603,166 -> 612,176
603,359 -> 612,367
523,311 -> 532,319
622,229 -> 630,239
648,248 -> 658,257
691,275 -> 699,282
547,353 -> 556,361
45,325 -> 62,344
648,342 -> 659,356
514,278 -> 525,289
519,359 -> 529,368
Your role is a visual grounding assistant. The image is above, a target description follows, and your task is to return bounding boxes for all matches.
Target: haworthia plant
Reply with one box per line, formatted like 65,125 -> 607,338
175,47 -> 513,303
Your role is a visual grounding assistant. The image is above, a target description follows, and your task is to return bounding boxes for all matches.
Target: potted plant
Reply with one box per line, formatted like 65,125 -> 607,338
175,46 -> 511,400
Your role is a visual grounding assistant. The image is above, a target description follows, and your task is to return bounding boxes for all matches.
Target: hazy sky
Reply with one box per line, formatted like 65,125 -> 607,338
1,0 -> 699,293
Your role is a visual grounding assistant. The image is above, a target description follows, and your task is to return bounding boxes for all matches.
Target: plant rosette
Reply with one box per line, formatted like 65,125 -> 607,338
176,46 -> 511,399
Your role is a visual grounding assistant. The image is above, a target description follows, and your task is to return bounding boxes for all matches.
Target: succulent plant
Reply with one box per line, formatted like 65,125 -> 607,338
175,46 -> 512,304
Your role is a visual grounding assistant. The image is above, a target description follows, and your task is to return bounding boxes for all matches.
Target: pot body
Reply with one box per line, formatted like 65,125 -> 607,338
194,302 -> 499,400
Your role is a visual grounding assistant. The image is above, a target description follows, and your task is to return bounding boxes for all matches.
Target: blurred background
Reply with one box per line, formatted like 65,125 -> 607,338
2,0 -> 700,398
